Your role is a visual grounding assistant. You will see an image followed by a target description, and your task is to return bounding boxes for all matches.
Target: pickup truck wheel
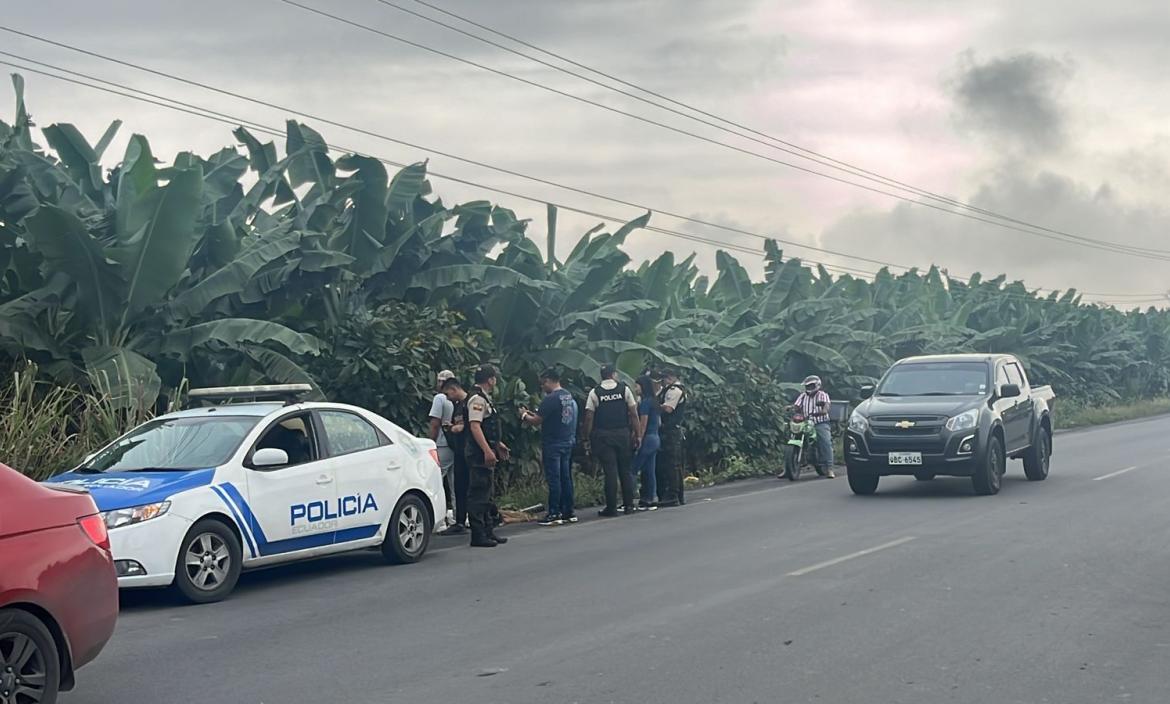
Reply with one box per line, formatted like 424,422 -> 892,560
914,471 -> 935,481
1022,429 -> 1050,481
972,436 -> 1004,496
848,469 -> 879,495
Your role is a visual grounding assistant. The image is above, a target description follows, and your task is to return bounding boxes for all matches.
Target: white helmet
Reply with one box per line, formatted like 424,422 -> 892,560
802,375 -> 822,391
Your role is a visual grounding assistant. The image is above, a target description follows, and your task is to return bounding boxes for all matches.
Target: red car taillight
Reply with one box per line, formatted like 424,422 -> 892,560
78,513 -> 111,552
428,449 -> 441,467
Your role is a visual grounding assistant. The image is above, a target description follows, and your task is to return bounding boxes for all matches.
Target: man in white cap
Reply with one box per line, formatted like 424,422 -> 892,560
429,370 -> 457,526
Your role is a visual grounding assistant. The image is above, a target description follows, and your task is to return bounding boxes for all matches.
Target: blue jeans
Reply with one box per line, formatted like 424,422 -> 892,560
815,422 -> 833,470
633,433 -> 660,503
542,441 -> 574,516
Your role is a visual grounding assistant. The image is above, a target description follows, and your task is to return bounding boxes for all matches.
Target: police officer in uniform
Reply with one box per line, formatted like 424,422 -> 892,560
464,365 -> 510,548
584,364 -> 641,516
656,368 -> 688,506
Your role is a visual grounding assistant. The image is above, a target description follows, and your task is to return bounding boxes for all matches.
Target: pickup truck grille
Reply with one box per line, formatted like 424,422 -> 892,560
869,415 -> 946,437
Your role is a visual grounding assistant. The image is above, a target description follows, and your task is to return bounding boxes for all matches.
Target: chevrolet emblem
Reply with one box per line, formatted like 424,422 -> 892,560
894,420 -> 916,429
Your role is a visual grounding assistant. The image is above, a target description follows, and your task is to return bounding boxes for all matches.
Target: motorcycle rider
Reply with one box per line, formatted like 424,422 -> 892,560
792,375 -> 835,479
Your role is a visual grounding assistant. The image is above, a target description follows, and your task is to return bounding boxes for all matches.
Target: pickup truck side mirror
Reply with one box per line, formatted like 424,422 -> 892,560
859,385 -> 874,400
999,383 -> 1022,399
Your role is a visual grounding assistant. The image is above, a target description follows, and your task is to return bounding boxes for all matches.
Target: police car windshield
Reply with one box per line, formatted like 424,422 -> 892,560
877,363 -> 989,397
81,416 -> 259,472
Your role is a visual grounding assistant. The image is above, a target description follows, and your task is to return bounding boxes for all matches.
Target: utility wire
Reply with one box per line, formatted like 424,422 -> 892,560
4,35 -> 1170,286
0,58 -> 1153,307
382,0 -> 1170,258
265,3 -> 1170,261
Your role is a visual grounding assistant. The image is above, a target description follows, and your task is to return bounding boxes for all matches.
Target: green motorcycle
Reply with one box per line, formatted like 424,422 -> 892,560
782,408 -> 820,481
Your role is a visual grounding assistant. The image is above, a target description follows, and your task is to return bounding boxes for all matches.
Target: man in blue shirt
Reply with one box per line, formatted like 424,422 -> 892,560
520,368 -> 579,526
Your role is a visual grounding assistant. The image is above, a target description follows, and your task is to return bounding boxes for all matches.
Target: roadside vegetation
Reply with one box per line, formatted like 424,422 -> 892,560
1057,397 -> 1170,431
4,77 -> 1170,489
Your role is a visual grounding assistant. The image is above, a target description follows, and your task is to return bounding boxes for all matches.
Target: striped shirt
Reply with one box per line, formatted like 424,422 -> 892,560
793,390 -> 831,424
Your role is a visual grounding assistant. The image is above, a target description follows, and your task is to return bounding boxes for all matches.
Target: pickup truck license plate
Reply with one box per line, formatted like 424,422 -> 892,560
889,452 -> 922,466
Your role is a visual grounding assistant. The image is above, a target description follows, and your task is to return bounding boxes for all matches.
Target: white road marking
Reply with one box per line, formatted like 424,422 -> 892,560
1093,465 -> 1139,481
787,536 -> 917,577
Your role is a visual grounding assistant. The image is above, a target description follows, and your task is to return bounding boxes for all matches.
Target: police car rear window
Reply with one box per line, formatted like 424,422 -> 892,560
82,416 -> 260,472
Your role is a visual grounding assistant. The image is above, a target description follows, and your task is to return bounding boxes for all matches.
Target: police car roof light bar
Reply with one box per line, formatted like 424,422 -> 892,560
186,384 -> 314,407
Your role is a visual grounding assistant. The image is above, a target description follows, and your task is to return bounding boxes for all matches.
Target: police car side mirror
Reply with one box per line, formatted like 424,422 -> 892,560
859,385 -> 874,400
252,448 -> 290,468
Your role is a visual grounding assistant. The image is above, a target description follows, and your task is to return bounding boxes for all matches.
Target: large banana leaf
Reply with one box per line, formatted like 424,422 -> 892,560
109,165 -> 204,324
583,339 -> 722,383
241,344 -> 326,399
332,155 -> 388,267
167,227 -> 303,320
162,319 -> 322,357
550,299 -> 660,335
82,345 -> 162,412
709,250 -> 754,308
23,205 -> 122,337
409,265 -> 554,299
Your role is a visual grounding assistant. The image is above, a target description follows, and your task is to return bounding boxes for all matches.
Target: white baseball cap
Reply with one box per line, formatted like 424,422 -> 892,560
437,370 -> 455,382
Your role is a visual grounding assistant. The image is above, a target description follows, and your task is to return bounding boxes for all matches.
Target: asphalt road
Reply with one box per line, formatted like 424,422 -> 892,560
67,415 -> 1170,704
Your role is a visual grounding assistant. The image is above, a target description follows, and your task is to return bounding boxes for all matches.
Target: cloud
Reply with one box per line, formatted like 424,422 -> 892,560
950,51 -> 1075,153
819,165 -> 1170,302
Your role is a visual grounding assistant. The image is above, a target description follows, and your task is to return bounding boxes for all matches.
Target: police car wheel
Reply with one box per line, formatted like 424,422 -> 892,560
381,495 -> 431,565
173,519 -> 242,604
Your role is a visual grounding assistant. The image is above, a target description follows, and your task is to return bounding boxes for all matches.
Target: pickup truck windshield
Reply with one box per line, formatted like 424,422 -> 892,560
877,362 -> 990,397
80,416 -> 260,472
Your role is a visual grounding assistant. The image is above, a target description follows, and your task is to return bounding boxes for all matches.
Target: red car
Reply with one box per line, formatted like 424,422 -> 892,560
1,464 -> 118,703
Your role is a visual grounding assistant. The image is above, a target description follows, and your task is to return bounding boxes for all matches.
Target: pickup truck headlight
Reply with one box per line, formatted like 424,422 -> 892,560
945,409 -> 980,432
848,412 -> 869,433
102,501 -> 171,530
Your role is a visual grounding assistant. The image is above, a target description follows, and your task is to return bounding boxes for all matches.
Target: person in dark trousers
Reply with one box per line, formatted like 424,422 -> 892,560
632,374 -> 661,511
440,377 -> 471,534
520,368 -> 579,526
583,365 -> 642,517
464,365 -> 510,548
656,368 -> 688,507
428,370 -> 456,528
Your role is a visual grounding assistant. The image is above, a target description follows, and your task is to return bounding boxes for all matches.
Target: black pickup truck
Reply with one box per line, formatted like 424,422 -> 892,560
844,354 -> 1055,496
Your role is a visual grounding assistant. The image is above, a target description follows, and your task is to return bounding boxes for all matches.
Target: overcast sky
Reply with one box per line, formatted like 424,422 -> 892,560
4,0 -> 1169,306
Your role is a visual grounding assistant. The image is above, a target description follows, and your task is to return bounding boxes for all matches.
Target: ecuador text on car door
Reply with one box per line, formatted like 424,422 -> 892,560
241,410 -> 340,555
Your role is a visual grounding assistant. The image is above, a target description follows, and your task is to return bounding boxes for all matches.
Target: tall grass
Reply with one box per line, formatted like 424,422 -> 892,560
0,365 -> 157,480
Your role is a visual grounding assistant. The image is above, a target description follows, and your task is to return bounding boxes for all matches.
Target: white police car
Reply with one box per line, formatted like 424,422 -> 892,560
46,385 -> 446,603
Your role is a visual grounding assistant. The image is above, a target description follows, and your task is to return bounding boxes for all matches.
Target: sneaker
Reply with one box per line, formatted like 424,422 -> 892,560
445,524 -> 467,535
623,506 -> 636,515
489,534 -> 509,544
564,513 -> 579,523
538,514 -> 563,527
825,469 -> 837,479
470,538 -> 498,548
598,509 -> 620,518
646,503 -> 659,512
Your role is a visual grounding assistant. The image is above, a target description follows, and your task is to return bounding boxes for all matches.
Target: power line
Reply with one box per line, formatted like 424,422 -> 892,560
3,38 -> 1170,288
4,30 -> 1170,281
264,3 -> 1170,262
0,54 -> 1151,304
0,56 -> 1156,308
0,35 -> 919,273
379,0 -> 1170,259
